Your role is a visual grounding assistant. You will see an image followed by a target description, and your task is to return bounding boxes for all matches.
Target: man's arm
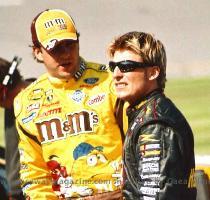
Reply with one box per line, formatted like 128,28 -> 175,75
15,121 -> 57,199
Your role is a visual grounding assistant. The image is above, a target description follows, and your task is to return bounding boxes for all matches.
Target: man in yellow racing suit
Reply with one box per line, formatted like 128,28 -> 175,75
14,9 -> 123,199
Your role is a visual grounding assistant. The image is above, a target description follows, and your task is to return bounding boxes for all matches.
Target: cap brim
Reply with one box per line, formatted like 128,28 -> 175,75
41,32 -> 78,51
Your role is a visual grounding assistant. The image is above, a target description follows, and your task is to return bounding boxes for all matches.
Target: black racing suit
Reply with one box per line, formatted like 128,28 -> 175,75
123,90 -> 196,200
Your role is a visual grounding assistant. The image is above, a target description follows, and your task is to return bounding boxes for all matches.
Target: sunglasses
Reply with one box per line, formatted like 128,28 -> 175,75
109,60 -> 151,73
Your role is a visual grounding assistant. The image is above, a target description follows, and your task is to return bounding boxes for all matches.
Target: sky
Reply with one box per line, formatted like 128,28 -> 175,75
0,0 -> 210,78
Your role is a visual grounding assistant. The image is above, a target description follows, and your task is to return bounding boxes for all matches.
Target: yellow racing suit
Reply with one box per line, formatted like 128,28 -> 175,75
14,59 -> 123,199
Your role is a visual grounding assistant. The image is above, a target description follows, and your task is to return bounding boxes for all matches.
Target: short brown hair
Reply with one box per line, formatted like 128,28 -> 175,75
107,31 -> 167,90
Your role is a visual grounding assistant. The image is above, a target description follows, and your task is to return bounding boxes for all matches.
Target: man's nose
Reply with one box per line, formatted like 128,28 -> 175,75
113,67 -> 123,79
55,46 -> 71,60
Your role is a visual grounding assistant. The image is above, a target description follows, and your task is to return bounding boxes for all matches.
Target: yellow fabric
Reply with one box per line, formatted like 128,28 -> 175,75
123,102 -> 129,134
196,166 -> 210,179
14,61 -> 123,199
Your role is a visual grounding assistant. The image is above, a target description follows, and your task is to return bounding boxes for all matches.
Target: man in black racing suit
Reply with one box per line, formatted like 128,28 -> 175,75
107,31 -> 196,199
123,89 -> 196,199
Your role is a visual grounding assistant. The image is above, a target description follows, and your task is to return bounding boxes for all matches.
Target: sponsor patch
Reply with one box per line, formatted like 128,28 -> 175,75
38,107 -> 62,117
87,93 -> 105,106
145,144 -> 160,150
140,143 -> 161,157
140,144 -> 160,152
71,90 -> 85,103
46,39 -> 57,50
140,134 -> 159,142
42,100 -> 60,108
36,110 -> 99,143
22,112 -> 36,124
140,187 -> 160,196
83,77 -> 99,84
143,150 -> 161,157
143,181 -> 159,186
142,157 -> 160,163
27,103 -> 40,113
45,89 -> 54,102
141,173 -> 160,180
28,88 -> 44,100
142,162 -> 159,173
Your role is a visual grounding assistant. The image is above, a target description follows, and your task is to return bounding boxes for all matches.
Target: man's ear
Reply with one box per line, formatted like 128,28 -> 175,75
148,66 -> 160,80
33,47 -> 43,62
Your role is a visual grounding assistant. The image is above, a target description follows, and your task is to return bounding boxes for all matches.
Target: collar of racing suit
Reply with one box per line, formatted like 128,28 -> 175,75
47,57 -> 86,86
126,89 -> 163,124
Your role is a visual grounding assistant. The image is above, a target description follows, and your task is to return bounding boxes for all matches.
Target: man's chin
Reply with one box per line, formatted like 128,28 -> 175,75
116,93 -> 127,101
57,73 -> 74,80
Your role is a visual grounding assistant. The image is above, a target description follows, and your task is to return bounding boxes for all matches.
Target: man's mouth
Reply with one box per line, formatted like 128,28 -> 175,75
59,62 -> 71,68
115,82 -> 127,88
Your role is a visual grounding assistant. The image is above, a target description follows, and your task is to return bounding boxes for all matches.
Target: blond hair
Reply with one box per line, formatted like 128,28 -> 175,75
108,31 -> 167,90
